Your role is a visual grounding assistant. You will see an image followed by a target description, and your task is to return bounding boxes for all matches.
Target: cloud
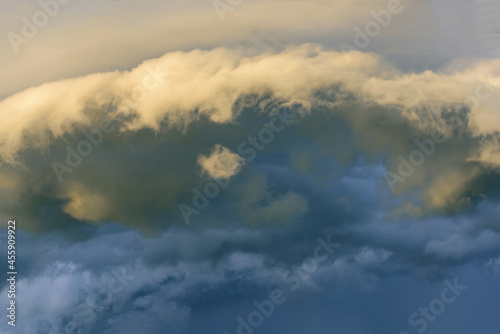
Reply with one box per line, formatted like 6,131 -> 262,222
198,144 -> 245,179
4,212 -> 500,333
0,45 -> 499,235
0,0 -> 433,97
2,1 -> 500,333
1,45 -> 500,163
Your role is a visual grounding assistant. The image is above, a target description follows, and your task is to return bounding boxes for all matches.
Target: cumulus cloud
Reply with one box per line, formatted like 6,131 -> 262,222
1,46 -> 500,230
0,33 -> 499,315
2,0 -> 500,333
1,45 -> 500,163
3,203 -> 500,333
198,144 -> 245,179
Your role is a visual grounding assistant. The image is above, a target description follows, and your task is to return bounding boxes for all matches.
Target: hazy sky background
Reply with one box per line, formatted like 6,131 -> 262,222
1,0 -> 500,333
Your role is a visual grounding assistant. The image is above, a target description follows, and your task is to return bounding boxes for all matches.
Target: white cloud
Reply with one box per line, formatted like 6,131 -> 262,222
1,45 -> 500,166
198,144 -> 245,179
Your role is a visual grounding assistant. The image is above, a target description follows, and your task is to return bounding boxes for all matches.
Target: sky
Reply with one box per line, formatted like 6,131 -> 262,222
0,0 -> 500,333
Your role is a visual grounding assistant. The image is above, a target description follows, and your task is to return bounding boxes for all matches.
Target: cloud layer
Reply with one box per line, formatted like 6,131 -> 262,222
1,1 -> 500,333
1,45 -> 500,231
